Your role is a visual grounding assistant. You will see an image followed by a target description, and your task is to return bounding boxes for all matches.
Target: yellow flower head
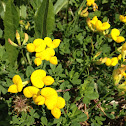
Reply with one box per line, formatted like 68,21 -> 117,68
34,57 -> 42,66
8,75 -> 23,93
49,56 -> 58,65
43,76 -> 54,86
33,39 -> 46,52
111,28 -> 125,43
119,15 -> 126,23
51,107 -> 61,119
23,86 -> 40,98
33,95 -> 45,105
31,69 -> 46,88
26,43 -> 35,53
86,0 -> 95,6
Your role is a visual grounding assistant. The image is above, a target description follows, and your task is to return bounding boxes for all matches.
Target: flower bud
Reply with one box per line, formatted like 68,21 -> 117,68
16,31 -> 21,46
8,38 -> 18,47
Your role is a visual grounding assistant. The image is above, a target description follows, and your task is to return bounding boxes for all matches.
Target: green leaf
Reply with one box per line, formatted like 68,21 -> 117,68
41,117 -> 48,125
54,0 -> 68,14
63,92 -> 70,101
26,66 -> 34,78
34,0 -> 55,38
4,0 -> 19,67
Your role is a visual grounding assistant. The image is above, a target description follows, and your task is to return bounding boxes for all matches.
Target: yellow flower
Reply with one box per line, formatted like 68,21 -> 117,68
51,107 -> 61,119
31,69 -> 46,88
23,86 -> 40,98
8,75 -> 23,93
95,20 -> 110,31
49,56 -> 58,65
43,76 -> 54,86
26,43 -> 35,52
105,58 -> 111,66
111,28 -> 125,43
34,57 -> 42,66
110,57 -> 118,66
112,66 -> 126,85
86,0 -> 95,6
52,39 -> 61,48
33,95 -> 45,105
119,15 -> 126,23
33,39 -> 46,52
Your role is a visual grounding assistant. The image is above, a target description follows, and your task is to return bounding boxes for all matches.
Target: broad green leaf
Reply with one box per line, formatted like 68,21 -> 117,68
4,0 -> 19,67
41,117 -> 48,125
54,0 -> 68,14
26,66 -> 34,77
34,0 -> 55,38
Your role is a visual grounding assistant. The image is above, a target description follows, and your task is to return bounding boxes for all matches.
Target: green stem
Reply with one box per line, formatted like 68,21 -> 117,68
21,49 -> 28,65
26,52 -> 32,65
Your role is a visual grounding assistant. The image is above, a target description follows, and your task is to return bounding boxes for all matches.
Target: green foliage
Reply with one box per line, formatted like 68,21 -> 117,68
4,0 -> 19,67
34,0 -> 55,38
0,0 -> 126,125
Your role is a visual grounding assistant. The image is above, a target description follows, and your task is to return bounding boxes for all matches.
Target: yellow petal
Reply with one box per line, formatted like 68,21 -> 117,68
33,95 -> 45,105
51,107 -> 61,119
8,84 -> 18,93
41,87 -> 57,98
26,43 -> 35,53
52,39 -> 61,48
31,69 -> 46,88
56,97 -> 65,109
34,57 -> 42,66
43,76 -> 54,86
44,37 -> 55,48
12,75 -> 21,84
45,95 -> 58,110
23,86 -> 40,98
105,58 -> 111,66
49,56 -> 58,65
116,36 -> 125,43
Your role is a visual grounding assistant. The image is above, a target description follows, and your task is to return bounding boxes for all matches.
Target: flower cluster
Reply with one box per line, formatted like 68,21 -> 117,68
87,16 -> 110,32
8,69 -> 65,119
26,37 -> 61,66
